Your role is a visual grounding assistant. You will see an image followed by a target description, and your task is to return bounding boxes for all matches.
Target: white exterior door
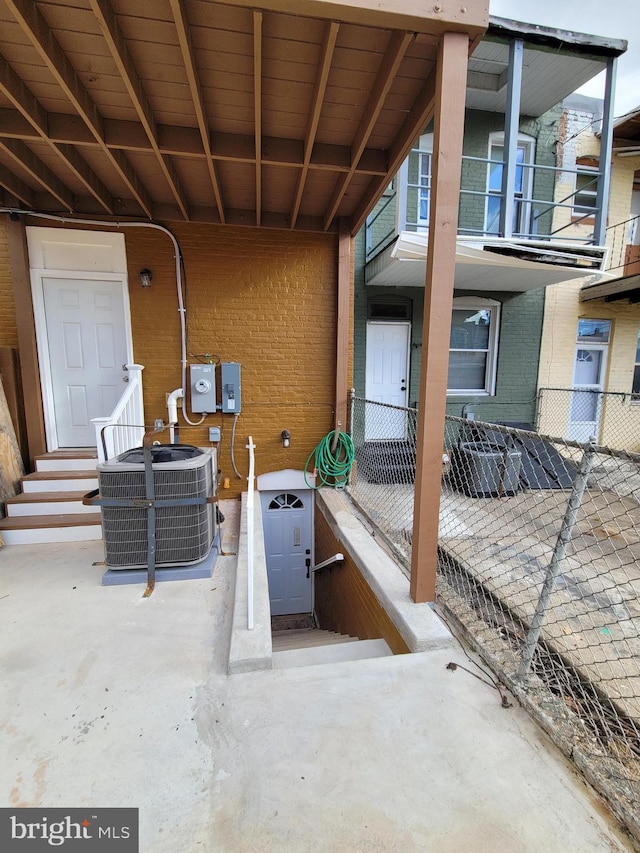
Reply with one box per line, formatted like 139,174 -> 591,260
27,227 -> 132,450
568,345 -> 606,442
43,278 -> 129,447
365,321 -> 410,440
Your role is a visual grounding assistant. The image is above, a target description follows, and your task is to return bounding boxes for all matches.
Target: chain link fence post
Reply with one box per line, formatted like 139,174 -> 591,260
517,440 -> 596,677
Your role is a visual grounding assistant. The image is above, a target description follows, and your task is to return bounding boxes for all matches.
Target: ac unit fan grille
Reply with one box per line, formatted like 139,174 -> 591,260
98,456 -> 215,568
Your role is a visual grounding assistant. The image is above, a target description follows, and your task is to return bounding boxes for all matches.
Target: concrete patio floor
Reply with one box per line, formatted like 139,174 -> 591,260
0,499 -> 635,852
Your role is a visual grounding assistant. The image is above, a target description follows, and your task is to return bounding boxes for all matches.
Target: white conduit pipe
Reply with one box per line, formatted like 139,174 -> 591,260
0,209 -> 190,411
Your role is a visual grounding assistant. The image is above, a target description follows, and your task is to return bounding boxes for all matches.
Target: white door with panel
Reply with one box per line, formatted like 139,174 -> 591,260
568,345 -> 606,442
43,278 -> 129,447
27,227 -> 132,450
365,321 -> 410,440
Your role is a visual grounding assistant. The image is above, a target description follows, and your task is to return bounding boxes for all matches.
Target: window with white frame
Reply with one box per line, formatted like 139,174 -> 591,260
448,297 -> 501,395
416,133 -> 433,227
633,329 -> 640,400
573,158 -> 599,219
485,132 -> 535,236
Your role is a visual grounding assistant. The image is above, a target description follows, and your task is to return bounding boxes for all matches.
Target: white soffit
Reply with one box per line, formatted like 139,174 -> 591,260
366,232 -> 615,292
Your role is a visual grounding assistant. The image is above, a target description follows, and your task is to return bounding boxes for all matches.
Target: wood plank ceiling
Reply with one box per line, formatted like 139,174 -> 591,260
0,0 -> 486,234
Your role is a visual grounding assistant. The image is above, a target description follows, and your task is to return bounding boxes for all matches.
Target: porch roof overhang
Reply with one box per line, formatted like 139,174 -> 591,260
580,272 -> 640,303
466,18 -> 626,118
0,0 -> 488,236
365,230 -> 614,292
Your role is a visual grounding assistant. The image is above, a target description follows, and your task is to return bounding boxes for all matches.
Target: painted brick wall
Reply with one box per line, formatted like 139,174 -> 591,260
0,218 -> 343,492
538,280 -> 640,449
458,106 -> 560,236
355,226 -> 546,424
123,223 -> 339,494
0,217 -> 18,348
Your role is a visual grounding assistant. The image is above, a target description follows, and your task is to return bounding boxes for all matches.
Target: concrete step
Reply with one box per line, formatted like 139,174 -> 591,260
5,491 -> 96,517
271,629 -> 357,652
35,451 -> 98,472
272,639 -> 393,669
21,471 -> 98,493
0,513 -> 103,545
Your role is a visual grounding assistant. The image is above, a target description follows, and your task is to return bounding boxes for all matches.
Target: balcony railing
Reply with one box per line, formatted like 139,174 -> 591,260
605,214 -> 640,275
365,147 -> 608,264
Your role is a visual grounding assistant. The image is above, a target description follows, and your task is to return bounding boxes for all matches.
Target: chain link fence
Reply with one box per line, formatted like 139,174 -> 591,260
349,395 -> 640,838
537,387 -> 640,453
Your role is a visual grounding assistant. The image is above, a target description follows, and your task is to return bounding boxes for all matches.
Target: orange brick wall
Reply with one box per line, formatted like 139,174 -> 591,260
0,217 -> 349,488
125,222 -> 339,494
0,217 -> 18,348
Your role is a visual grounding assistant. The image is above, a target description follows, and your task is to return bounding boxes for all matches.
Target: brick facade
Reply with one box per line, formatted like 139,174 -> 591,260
0,217 -> 346,492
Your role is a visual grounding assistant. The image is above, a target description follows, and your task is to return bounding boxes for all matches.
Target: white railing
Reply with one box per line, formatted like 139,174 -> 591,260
91,363 -> 145,462
246,435 -> 256,630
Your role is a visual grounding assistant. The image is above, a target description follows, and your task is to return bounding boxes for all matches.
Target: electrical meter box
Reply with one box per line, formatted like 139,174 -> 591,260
190,363 -> 216,413
221,362 -> 241,413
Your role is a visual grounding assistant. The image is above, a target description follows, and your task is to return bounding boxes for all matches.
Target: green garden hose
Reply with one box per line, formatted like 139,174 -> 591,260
304,430 -> 355,489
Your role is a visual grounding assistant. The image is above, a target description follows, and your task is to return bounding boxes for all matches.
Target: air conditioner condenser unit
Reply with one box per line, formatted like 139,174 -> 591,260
97,444 -> 217,569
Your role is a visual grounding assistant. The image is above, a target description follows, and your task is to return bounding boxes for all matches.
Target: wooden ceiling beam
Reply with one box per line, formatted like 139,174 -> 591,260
254,10 -> 262,226
0,137 -> 74,210
0,108 -> 388,175
322,30 -> 413,230
350,65 -> 438,235
169,0 -> 225,223
207,0 -> 488,35
0,161 -> 35,207
4,0 -> 153,217
291,20 -> 339,229
89,0 -> 189,220
0,52 -> 113,213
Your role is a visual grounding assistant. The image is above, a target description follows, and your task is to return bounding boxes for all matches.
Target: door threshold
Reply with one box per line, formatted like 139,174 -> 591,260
271,613 -> 315,632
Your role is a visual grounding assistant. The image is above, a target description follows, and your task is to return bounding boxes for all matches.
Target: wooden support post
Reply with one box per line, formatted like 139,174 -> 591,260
410,32 -> 469,603
5,214 -> 46,468
335,217 -> 351,432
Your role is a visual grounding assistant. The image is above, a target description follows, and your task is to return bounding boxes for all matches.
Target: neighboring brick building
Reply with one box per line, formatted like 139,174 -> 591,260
538,99 -> 640,450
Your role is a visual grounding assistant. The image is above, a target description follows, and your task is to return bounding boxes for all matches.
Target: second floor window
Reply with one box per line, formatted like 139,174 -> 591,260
573,158 -> 599,220
416,133 -> 433,228
485,132 -> 535,236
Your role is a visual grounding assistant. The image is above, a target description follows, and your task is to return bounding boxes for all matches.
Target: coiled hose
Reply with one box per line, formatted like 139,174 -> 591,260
304,431 -> 355,489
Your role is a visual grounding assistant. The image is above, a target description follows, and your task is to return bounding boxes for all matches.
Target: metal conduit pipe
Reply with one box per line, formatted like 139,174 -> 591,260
0,208 -> 194,422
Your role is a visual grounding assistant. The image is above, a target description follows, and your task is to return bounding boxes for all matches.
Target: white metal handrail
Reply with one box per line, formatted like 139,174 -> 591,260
246,435 -> 256,630
309,553 -> 344,573
91,363 -> 145,462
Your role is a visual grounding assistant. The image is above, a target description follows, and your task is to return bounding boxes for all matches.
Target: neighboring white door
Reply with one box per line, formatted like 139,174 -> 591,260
27,227 -> 132,450
260,491 -> 313,616
365,321 -> 410,440
568,345 -> 606,442
42,278 -> 129,447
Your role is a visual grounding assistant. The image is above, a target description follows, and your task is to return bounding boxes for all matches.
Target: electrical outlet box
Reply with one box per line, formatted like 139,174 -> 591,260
208,426 -> 221,442
221,362 -> 241,414
190,363 -> 216,413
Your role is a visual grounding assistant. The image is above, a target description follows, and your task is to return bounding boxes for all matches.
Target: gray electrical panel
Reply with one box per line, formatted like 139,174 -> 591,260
221,362 -> 241,413
190,364 -> 216,413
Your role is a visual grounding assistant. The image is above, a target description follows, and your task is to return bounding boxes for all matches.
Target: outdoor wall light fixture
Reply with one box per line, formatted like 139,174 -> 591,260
281,430 -> 291,448
139,268 -> 152,288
